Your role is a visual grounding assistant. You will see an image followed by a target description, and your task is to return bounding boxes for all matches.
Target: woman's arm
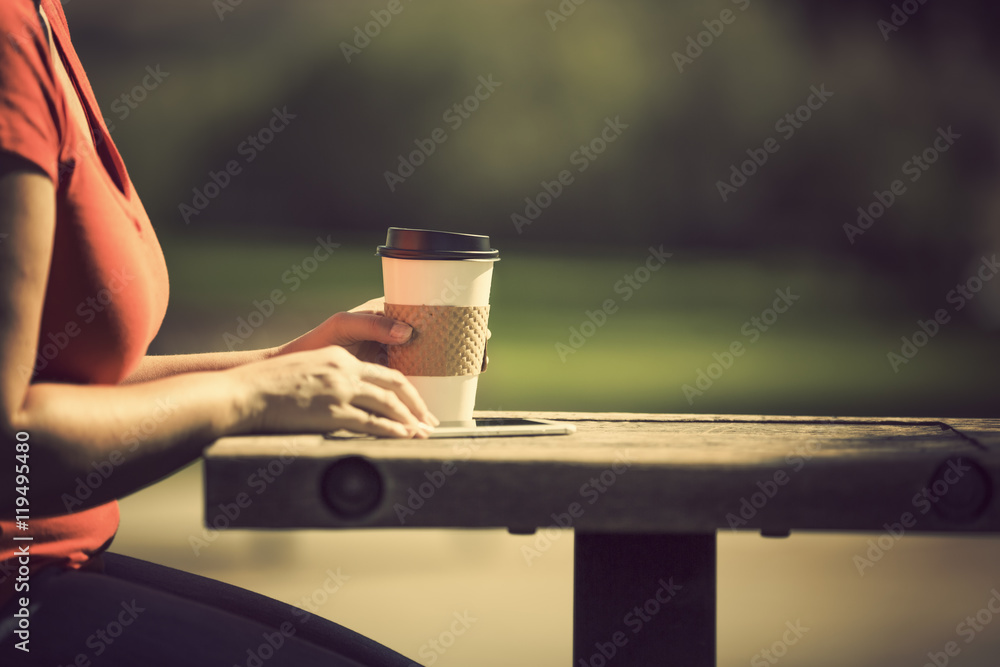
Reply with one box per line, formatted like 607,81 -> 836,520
0,156 -> 434,518
122,349 -> 279,383
122,307 -> 413,383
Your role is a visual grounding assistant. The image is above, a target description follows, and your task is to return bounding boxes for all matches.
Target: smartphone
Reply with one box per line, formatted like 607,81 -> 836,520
325,417 -> 576,440
425,417 -> 576,438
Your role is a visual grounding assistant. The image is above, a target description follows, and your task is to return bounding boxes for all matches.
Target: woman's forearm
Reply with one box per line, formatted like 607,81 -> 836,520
122,348 -> 280,383
4,369 -> 254,517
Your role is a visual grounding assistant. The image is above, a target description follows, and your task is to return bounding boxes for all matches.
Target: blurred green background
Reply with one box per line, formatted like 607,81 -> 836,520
69,0 -> 999,417
62,0 -> 1000,665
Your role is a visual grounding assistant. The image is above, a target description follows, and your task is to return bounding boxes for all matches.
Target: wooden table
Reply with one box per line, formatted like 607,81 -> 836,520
203,412 -> 1000,666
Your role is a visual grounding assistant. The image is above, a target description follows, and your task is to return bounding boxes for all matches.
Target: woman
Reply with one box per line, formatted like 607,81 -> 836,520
0,1 -> 435,664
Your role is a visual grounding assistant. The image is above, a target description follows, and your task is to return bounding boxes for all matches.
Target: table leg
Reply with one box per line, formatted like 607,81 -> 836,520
573,532 -> 716,666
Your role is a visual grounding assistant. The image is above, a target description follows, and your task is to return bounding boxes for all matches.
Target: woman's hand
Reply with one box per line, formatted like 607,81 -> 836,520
277,297 -> 400,364
122,298 -> 400,383
254,298 -> 440,434
231,345 -> 437,438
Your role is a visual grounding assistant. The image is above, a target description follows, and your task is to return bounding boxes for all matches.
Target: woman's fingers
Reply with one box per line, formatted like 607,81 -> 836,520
249,346 -> 435,438
334,405 -> 414,438
332,356 -> 433,436
328,311 -> 413,347
351,380 -> 420,428
359,363 -> 439,426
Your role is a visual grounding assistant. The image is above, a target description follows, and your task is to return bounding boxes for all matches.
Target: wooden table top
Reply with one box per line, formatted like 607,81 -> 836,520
203,411 -> 1000,534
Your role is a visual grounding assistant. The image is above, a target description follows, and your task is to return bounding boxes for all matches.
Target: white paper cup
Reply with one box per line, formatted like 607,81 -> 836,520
377,229 -> 499,424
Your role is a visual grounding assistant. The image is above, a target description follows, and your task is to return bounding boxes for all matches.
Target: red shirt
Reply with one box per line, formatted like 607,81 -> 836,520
0,0 -> 169,600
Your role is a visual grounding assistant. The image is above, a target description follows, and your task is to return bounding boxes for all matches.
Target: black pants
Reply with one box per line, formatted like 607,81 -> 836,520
0,553 -> 422,666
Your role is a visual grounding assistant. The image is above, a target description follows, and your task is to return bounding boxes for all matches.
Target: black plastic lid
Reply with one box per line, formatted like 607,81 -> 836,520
375,228 -> 499,260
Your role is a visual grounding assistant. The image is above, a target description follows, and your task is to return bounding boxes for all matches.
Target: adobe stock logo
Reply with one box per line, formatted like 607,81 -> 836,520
715,85 -> 833,202
750,620 -> 810,666
877,0 -> 931,41
384,75 -> 501,192
105,65 -> 170,129
577,577 -> 683,667
415,611 -> 477,666
853,458 -> 973,577
844,126 -> 960,245
555,245 -> 670,362
511,116 -> 628,234
682,287 -> 799,404
340,0 -> 416,63
222,236 -> 340,350
56,600 -> 146,666
886,254 -> 997,373
725,441 -> 820,530
671,0 -> 751,74
919,588 -> 1000,667
19,268 -> 135,381
520,450 -> 633,565
544,0 -> 589,31
180,107 -> 296,224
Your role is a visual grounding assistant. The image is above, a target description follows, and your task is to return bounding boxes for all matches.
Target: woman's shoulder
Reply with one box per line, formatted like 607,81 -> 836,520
0,1 -> 52,71
0,0 -> 46,35
0,0 -> 63,183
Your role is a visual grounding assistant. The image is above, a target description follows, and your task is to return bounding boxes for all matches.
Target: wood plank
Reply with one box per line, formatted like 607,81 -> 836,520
203,412 -> 1000,533
938,418 -> 1000,452
475,410 -> 975,425
206,420 -> 976,464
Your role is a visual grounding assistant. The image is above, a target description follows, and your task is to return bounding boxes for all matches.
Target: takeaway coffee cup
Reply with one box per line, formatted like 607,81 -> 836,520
376,228 -> 499,424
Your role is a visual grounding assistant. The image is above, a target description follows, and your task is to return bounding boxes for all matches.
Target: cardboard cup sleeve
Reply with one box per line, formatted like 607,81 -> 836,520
385,304 -> 490,377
